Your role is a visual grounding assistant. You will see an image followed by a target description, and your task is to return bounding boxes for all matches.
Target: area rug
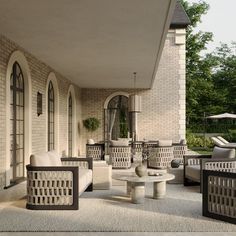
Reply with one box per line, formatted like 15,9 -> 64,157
0,182 -> 235,232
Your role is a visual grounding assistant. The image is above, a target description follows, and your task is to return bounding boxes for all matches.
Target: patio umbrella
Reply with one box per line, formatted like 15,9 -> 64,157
206,113 -> 236,119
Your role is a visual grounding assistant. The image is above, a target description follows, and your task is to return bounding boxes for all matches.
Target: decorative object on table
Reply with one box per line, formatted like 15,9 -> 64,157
148,171 -> 162,176
171,159 -> 180,168
135,163 -> 147,177
83,117 -> 100,132
87,139 -> 95,145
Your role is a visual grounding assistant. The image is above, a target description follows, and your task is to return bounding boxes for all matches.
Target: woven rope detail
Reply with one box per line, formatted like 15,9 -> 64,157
205,161 -> 236,171
132,143 -> 143,162
188,158 -> 200,165
86,145 -> 103,160
110,146 -> 131,168
148,147 -> 174,168
62,160 -> 88,169
27,171 -> 73,206
208,175 -> 236,218
173,145 -> 187,164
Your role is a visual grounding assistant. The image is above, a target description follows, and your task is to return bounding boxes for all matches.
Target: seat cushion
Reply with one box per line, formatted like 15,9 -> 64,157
158,140 -> 172,147
185,165 -> 200,182
211,146 -> 235,159
78,169 -> 92,195
93,160 -> 108,167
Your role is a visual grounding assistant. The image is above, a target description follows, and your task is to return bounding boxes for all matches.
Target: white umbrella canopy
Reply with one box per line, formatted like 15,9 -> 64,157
206,113 -> 236,119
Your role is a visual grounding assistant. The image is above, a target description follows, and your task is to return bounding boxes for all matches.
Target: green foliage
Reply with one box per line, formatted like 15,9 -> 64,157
186,131 -> 214,148
83,117 -> 100,132
181,0 -> 236,127
222,129 -> 236,142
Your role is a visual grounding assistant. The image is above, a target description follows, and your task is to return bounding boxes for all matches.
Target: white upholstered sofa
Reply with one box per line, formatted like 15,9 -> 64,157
26,150 -> 93,210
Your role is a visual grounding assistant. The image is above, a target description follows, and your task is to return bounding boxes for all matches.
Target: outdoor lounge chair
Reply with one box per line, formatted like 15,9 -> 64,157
184,146 -> 236,192
202,169 -> 236,224
217,136 -> 236,146
148,140 -> 174,169
109,139 -> 131,169
26,151 -> 93,210
211,137 -> 236,148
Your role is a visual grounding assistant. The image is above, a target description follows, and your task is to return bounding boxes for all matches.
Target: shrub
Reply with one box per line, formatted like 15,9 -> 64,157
186,131 -> 214,148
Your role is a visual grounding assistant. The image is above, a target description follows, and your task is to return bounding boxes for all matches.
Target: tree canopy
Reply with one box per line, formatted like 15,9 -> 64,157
181,0 -> 236,127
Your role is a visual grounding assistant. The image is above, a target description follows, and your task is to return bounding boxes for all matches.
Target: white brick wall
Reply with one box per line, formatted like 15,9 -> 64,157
0,35 -> 82,188
0,29 -> 186,188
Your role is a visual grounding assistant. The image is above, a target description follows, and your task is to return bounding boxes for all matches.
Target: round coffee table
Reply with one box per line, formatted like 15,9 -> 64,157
113,173 -> 175,204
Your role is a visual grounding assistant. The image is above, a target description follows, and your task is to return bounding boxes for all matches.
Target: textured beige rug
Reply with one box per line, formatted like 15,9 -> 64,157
0,181 -> 235,232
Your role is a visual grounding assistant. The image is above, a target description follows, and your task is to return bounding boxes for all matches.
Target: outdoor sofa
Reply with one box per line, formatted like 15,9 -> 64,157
26,150 -> 93,210
184,146 -> 236,192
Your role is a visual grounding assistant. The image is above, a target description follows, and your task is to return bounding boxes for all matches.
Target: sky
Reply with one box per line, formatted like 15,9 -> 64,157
187,0 -> 236,53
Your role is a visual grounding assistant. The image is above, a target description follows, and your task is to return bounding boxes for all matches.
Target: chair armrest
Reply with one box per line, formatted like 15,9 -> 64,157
26,164 -> 79,210
61,157 -> 93,170
201,158 -> 236,170
184,154 -> 211,165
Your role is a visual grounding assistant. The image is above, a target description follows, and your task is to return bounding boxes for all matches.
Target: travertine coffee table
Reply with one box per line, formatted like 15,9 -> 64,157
113,173 -> 175,204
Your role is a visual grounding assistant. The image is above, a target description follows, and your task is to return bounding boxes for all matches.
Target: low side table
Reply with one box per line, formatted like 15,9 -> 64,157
113,173 -> 175,204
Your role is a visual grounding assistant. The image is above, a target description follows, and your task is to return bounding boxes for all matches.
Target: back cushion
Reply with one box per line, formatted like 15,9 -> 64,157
30,150 -> 62,166
47,150 -> 62,166
110,139 -> 129,146
212,146 -> 235,159
30,153 -> 51,166
158,140 -> 172,147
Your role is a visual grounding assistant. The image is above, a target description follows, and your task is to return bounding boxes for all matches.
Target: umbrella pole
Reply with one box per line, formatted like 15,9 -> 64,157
204,112 -> 206,148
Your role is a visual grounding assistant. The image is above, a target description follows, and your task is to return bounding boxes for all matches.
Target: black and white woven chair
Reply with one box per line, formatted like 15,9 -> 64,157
26,150 -> 93,210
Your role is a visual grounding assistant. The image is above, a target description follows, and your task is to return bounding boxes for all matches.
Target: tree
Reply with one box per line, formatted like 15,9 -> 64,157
180,0 -> 221,123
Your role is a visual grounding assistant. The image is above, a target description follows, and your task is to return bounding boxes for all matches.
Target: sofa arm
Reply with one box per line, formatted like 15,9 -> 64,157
201,158 -> 236,171
26,164 -> 79,210
184,154 -> 211,166
61,157 -> 93,170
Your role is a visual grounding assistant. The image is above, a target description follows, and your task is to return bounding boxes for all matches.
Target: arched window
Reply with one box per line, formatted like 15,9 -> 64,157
107,95 -> 130,140
48,81 -> 55,151
68,92 -> 73,156
10,62 -> 24,183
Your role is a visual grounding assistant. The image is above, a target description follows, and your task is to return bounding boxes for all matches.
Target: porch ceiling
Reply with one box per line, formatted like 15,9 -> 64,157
0,0 -> 176,89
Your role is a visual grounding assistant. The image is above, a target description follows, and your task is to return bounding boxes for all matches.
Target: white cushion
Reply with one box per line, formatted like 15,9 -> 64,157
30,153 -> 50,166
212,146 -> 235,159
30,150 -> 62,167
78,169 -> 92,195
93,160 -> 108,167
110,139 -> 129,146
158,140 -> 172,147
87,139 -> 95,144
217,136 -> 229,144
185,165 -> 200,182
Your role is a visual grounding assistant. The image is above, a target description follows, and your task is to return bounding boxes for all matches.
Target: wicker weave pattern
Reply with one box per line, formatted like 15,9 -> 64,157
187,158 -> 200,165
86,145 -> 104,160
27,170 -> 74,206
132,142 -> 143,162
62,160 -> 88,169
205,161 -> 236,171
148,146 -> 174,168
207,175 -> 236,219
110,146 -> 131,169
173,145 -> 187,164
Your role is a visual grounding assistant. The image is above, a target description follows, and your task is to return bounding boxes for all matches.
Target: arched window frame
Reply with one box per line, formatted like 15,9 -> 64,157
67,85 -> 77,156
46,72 -> 59,153
5,50 -> 32,187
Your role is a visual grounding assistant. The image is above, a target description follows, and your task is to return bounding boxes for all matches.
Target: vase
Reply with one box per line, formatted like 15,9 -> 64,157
135,164 -> 147,177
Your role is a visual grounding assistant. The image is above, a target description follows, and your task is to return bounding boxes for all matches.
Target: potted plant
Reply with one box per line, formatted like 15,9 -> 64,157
83,117 -> 100,132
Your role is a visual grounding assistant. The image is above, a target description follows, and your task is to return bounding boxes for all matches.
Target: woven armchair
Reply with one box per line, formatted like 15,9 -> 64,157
184,146 -> 236,192
203,169 -> 236,224
173,143 -> 187,164
109,146 -> 131,169
86,143 -> 105,160
26,155 -> 93,210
